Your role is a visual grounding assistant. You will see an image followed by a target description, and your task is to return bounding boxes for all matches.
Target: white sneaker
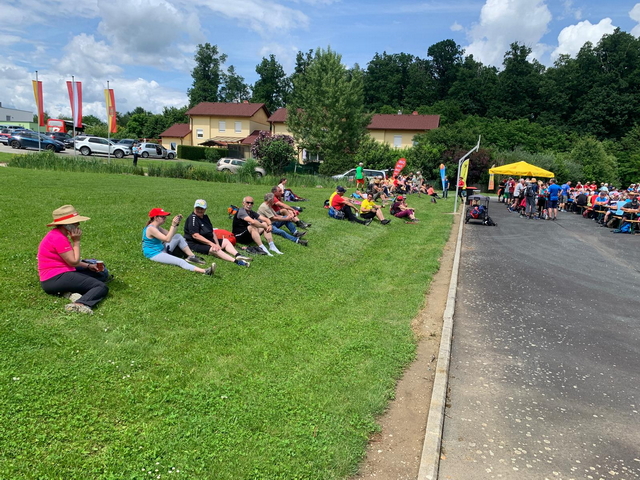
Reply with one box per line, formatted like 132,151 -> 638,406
270,247 -> 284,255
259,245 -> 274,256
65,303 -> 93,315
63,292 -> 82,303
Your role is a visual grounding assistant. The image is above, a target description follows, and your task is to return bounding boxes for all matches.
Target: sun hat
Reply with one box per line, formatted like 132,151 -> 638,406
47,205 -> 90,226
194,199 -> 208,209
148,207 -> 171,218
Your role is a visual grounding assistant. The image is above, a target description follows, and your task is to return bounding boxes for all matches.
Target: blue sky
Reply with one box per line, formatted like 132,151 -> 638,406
1,0 -> 639,120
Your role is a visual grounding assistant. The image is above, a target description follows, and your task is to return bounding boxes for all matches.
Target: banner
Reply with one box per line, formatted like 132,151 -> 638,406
460,159 -> 469,185
488,165 -> 495,190
392,157 -> 407,177
66,81 -> 83,129
32,80 -> 45,127
439,163 -> 446,190
104,88 -> 117,133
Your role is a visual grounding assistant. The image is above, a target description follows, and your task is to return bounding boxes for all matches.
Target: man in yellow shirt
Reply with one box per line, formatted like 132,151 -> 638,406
360,193 -> 391,224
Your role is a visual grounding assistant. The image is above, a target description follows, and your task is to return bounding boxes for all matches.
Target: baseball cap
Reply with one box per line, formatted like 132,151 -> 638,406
148,207 -> 171,218
194,199 -> 208,209
397,195 -> 404,200
336,186 -> 346,193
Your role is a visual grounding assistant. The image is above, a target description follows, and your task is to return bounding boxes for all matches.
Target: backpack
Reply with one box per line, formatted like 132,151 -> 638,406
227,205 -> 239,218
328,207 -> 345,220
525,185 -> 535,197
613,222 -> 631,233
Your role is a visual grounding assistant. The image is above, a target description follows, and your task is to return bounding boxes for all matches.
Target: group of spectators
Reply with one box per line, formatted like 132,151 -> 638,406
329,185 -> 419,224
36,183 -> 313,315
497,177 -> 640,229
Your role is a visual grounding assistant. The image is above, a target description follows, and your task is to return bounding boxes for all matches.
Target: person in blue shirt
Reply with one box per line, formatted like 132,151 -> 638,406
547,179 -> 562,221
559,181 -> 572,211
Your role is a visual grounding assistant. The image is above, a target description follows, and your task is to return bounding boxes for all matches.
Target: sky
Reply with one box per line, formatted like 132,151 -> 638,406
1,0 -> 640,121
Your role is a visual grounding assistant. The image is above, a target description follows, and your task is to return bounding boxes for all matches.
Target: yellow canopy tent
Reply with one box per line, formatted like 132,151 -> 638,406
489,161 -> 554,178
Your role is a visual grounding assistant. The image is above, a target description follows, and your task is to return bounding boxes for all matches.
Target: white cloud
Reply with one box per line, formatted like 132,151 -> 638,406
57,34 -> 125,79
630,3 -> 640,37
450,21 -> 463,32
464,0 -> 552,67
194,0 -> 309,35
550,18 -> 616,60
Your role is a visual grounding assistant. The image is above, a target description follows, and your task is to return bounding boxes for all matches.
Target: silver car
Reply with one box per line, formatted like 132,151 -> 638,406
138,142 -> 174,159
216,157 -> 266,177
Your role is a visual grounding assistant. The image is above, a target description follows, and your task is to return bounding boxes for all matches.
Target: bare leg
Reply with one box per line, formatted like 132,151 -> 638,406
248,226 -> 265,246
376,209 -> 385,221
221,238 -> 239,256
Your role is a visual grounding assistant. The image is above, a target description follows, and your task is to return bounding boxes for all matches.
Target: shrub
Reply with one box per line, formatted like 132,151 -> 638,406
251,131 -> 296,175
8,151 -> 144,175
177,145 -> 228,162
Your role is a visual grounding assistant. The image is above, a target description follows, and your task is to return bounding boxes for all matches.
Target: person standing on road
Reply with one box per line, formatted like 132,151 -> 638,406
547,179 -> 562,221
524,178 -> 538,219
132,142 -> 140,168
559,181 -> 572,212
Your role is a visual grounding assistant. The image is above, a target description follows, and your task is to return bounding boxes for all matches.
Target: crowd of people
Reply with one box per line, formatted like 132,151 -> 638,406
497,178 -> 640,231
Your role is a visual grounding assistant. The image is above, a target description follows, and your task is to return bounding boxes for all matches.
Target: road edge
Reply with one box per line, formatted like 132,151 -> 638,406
417,211 -> 465,480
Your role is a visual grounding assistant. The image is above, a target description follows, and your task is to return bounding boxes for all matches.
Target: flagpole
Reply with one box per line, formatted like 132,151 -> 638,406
107,80 -> 111,163
72,76 -> 77,159
453,135 -> 481,214
36,71 -> 41,151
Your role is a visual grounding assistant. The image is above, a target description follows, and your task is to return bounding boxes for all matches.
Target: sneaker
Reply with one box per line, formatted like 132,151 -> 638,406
187,255 -> 206,265
62,292 -> 82,303
294,230 -> 307,238
270,247 -> 284,255
302,222 -> 312,228
381,219 -> 391,225
235,255 -> 253,262
65,303 -> 93,315
235,259 -> 251,268
297,238 -> 308,246
364,219 -> 373,226
204,263 -> 217,276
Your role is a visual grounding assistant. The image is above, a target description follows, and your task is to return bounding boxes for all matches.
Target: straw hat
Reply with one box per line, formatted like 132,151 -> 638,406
47,205 -> 90,227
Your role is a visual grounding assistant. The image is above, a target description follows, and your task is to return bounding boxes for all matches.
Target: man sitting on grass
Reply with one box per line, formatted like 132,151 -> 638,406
184,199 -> 252,268
360,193 -> 391,224
330,186 -> 371,225
232,196 -> 283,256
272,187 -> 311,229
258,193 -> 308,247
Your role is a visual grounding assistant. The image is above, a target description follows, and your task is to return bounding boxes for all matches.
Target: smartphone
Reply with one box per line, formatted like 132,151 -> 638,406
63,224 -> 76,232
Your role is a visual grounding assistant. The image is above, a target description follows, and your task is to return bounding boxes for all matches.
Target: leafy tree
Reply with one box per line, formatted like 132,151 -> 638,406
287,47 -> 372,175
250,131 -> 296,175
126,113 -> 150,138
82,115 -> 103,126
252,55 -> 291,113
427,39 -> 464,100
363,52 -> 415,111
219,65 -> 251,103
161,106 -> 188,126
569,137 -> 618,184
610,126 -> 640,185
403,58 -> 437,110
448,55 -> 498,116
187,43 -> 227,107
143,115 -> 168,139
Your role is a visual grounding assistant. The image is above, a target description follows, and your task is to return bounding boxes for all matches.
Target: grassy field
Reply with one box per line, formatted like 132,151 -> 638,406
0,166 -> 453,479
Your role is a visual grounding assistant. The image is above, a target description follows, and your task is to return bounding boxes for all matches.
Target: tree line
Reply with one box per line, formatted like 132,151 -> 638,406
84,28 -> 640,183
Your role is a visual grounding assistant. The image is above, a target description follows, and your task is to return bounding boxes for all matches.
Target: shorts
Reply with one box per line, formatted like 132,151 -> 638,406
188,238 -> 223,255
548,199 -> 559,209
356,178 -> 365,186
560,194 -> 568,203
360,211 -> 376,219
233,230 -> 253,245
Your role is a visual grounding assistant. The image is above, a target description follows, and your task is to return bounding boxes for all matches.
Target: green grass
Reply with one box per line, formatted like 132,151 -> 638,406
0,168 -> 453,479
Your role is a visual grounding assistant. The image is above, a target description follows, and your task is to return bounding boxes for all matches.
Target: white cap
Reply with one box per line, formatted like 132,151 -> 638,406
194,199 -> 207,209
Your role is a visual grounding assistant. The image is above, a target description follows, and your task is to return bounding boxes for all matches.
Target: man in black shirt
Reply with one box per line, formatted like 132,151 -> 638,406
184,199 -> 252,267
232,196 -> 283,256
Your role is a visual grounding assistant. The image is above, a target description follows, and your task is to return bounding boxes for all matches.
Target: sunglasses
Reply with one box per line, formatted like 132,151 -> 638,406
245,201 -> 254,205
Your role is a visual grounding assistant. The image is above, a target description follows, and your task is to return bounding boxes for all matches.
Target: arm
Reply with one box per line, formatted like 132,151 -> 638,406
147,217 -> 181,243
58,227 -> 99,270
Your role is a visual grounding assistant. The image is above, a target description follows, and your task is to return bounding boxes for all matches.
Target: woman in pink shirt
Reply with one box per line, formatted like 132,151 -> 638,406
37,205 -> 109,315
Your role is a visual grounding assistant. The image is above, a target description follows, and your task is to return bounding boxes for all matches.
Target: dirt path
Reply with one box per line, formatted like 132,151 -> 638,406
352,212 -> 459,480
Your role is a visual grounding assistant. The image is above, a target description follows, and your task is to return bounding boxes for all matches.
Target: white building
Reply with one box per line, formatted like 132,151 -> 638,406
0,103 -> 33,123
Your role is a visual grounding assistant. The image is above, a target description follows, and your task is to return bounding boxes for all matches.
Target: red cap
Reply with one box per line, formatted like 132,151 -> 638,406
148,207 -> 171,218
397,195 -> 404,200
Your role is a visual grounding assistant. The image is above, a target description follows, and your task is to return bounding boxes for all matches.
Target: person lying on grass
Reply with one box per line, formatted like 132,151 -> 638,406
183,199 -> 252,268
258,193 -> 308,246
277,177 -> 308,202
231,196 -> 283,256
390,195 -> 419,221
38,204 -> 110,315
272,186 -> 311,229
143,207 -> 215,275
359,193 -> 391,224
330,186 -> 371,225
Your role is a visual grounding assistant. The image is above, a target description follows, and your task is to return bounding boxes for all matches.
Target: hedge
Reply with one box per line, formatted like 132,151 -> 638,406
177,145 -> 228,162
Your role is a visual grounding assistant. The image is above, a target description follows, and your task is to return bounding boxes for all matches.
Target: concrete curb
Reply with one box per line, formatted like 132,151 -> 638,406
417,212 -> 465,480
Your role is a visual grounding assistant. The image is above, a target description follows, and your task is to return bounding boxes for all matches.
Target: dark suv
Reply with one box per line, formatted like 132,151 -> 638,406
45,131 -> 74,148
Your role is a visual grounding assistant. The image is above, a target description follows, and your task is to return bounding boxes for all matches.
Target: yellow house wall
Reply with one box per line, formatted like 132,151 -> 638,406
161,132 -> 192,150
190,114 -> 269,144
370,129 -> 422,148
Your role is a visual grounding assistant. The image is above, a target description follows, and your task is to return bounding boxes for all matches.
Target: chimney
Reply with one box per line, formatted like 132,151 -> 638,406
397,110 -> 402,115
243,100 -> 249,104
412,111 -> 418,115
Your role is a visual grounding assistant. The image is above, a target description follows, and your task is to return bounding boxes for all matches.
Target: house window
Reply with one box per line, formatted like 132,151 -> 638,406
235,121 -> 242,133
394,135 -> 402,148
219,121 -> 226,132
196,129 -> 204,138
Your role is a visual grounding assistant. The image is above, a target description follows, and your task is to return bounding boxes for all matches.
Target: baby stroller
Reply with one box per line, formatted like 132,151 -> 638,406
465,195 -> 496,226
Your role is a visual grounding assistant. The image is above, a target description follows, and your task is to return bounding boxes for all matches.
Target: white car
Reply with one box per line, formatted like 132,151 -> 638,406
138,142 -> 175,159
75,136 -> 131,158
216,157 -> 266,177
332,168 -> 388,181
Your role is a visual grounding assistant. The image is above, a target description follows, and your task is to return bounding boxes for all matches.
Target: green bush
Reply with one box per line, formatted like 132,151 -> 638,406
7,151 -> 144,175
177,145 -> 228,162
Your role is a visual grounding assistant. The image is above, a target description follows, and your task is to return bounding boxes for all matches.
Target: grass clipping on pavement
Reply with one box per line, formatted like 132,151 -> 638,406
0,168 -> 452,479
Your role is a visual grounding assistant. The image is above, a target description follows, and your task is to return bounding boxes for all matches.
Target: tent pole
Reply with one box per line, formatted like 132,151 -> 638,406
453,136 -> 481,214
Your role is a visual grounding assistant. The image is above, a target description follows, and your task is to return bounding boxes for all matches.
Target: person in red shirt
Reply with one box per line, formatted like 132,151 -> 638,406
457,176 -> 466,201
330,186 -> 370,225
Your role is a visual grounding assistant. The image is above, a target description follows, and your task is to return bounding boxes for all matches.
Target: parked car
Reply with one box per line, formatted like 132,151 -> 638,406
138,142 -> 169,159
8,131 -> 65,152
74,136 -> 131,158
0,129 -> 13,145
45,131 -> 73,145
115,138 -> 136,147
331,168 -> 388,181
216,157 -> 266,177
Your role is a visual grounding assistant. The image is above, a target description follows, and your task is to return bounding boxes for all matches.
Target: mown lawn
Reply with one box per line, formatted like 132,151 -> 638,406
0,166 -> 452,479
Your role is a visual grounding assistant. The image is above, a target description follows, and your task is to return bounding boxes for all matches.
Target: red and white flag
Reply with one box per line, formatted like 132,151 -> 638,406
392,157 -> 407,177
66,81 -> 83,129
32,80 -> 45,127
104,88 -> 117,133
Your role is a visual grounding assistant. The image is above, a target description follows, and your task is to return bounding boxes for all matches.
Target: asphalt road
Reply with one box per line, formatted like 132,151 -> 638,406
439,201 -> 640,480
